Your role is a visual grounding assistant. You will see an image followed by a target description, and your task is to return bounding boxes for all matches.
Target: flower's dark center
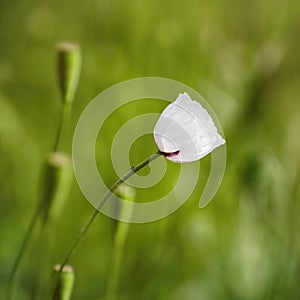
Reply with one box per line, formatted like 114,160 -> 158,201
159,150 -> 180,157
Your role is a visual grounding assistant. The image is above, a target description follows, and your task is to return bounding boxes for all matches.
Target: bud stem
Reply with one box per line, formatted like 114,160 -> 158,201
53,100 -> 72,153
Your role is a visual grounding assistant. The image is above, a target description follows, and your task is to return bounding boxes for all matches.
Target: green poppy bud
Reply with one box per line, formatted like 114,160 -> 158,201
52,264 -> 75,300
41,152 -> 73,223
57,42 -> 81,103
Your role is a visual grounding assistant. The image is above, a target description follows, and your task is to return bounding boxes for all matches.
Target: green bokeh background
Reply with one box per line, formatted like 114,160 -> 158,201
1,0 -> 300,299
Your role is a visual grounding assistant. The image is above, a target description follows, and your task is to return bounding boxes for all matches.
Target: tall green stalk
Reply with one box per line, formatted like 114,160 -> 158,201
7,41 -> 81,300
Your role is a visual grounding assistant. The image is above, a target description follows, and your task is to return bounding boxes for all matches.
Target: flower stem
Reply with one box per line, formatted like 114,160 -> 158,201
49,151 -> 162,298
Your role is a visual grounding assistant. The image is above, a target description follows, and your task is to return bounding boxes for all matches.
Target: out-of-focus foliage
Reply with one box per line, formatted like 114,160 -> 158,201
1,0 -> 300,299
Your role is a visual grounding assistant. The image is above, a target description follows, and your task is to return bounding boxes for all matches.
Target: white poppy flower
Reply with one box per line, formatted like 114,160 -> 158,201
154,92 -> 225,163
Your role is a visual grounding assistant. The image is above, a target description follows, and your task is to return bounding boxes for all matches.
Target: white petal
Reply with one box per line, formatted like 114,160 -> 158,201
154,93 -> 225,163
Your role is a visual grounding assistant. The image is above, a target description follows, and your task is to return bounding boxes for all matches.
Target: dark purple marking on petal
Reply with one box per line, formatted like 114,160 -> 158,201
159,150 -> 180,157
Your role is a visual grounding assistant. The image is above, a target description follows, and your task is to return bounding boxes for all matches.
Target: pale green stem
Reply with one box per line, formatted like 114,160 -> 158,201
106,218 -> 131,300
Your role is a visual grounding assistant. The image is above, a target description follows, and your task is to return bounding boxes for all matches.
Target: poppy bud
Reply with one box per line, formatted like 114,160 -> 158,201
41,152 -> 72,222
53,264 -> 75,300
57,42 -> 81,104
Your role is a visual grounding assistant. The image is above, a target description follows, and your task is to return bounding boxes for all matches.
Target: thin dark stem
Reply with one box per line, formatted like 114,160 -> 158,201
7,203 -> 43,300
49,151 -> 162,298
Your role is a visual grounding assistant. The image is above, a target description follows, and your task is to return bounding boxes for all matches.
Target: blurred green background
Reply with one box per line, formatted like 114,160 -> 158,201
1,0 -> 300,299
